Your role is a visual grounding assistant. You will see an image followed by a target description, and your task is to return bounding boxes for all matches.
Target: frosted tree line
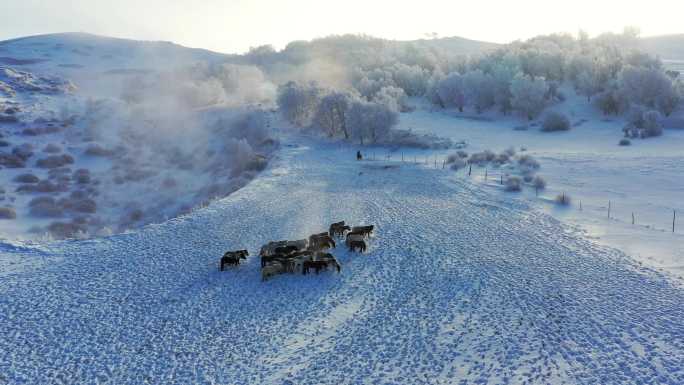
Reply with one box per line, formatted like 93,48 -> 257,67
256,29 -> 682,140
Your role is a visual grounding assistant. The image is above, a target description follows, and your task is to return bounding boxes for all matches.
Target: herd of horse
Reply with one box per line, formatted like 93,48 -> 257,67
219,222 -> 375,281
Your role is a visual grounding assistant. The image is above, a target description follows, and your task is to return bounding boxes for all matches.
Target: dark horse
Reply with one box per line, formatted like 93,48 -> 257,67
220,250 -> 248,271
302,260 -> 340,274
348,240 -> 366,253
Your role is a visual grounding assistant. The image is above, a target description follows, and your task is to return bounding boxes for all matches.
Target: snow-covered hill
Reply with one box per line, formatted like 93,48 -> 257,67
1,135 -> 683,384
0,33 -> 275,240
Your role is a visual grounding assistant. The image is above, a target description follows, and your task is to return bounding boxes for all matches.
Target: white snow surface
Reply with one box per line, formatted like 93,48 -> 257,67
401,96 -> 684,279
2,135 -> 684,384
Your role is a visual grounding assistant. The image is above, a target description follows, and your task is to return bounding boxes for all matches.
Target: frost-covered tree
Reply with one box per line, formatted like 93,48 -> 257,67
619,66 -> 677,114
593,86 -> 628,115
277,81 -> 323,127
510,74 -> 549,120
346,101 -> 399,144
372,86 -> 408,112
436,73 -> 466,111
391,63 -> 429,96
312,91 -> 355,138
463,70 -> 496,113
576,70 -> 600,102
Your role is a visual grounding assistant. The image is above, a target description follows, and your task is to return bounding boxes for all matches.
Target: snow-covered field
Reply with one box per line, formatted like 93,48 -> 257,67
2,134 -> 684,384
399,96 -> 684,280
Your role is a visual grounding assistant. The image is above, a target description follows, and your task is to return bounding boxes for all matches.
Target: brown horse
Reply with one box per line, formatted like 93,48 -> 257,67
348,240 -> 366,253
351,225 -> 374,238
309,234 -> 336,250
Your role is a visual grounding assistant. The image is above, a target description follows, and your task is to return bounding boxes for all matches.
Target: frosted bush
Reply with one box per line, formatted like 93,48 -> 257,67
449,158 -> 466,170
0,207 -> 17,219
517,155 -> 540,172
541,111 -> 571,132
468,150 -> 495,165
505,176 -> 522,192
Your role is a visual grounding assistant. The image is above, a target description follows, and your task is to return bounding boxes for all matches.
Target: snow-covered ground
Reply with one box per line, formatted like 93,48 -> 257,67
2,134 -> 684,384
400,96 -> 684,280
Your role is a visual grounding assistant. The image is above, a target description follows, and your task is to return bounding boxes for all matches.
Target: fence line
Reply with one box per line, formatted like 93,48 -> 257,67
372,151 -> 679,234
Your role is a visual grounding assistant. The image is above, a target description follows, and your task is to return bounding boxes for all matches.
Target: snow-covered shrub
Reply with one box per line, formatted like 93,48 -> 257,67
60,197 -> 97,213
517,155 -> 540,173
505,176 -> 522,192
555,193 -> 571,206
449,158 -> 466,170
541,111 -> 570,132
503,147 -> 516,157
619,138 -> 631,146
29,197 -> 63,218
43,143 -> 62,153
14,173 -> 39,183
229,109 -> 272,146
468,150 -> 496,165
85,144 -> 113,157
47,221 -> 86,239
12,143 -> 34,160
532,175 -> 546,190
36,154 -> 74,168
0,153 -> 26,168
0,207 -> 16,219
379,129 -> 452,149
593,88 -> 627,115
492,153 -> 510,166
73,169 -> 91,184
623,108 -> 663,138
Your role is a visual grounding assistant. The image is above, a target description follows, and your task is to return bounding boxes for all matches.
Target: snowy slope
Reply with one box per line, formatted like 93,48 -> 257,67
401,95 -> 684,279
1,134 -> 683,384
0,34 -> 274,241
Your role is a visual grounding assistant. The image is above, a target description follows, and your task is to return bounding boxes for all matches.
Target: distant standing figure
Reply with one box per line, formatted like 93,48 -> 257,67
357,150 -> 362,161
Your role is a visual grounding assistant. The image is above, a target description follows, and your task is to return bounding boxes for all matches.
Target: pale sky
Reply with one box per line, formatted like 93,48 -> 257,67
1,0 -> 682,54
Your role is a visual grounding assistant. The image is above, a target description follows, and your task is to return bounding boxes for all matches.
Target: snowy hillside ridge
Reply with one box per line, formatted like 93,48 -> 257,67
0,33 -> 279,241
2,136 -> 684,383
0,66 -> 75,97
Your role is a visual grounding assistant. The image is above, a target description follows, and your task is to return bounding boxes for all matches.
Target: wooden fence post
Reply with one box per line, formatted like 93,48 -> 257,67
484,168 -> 488,181
442,159 -> 445,169
632,212 -> 635,225
674,210 -> 677,233
468,164 -> 472,176
500,174 -> 503,185
608,200 -> 611,219
579,200 -> 582,211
